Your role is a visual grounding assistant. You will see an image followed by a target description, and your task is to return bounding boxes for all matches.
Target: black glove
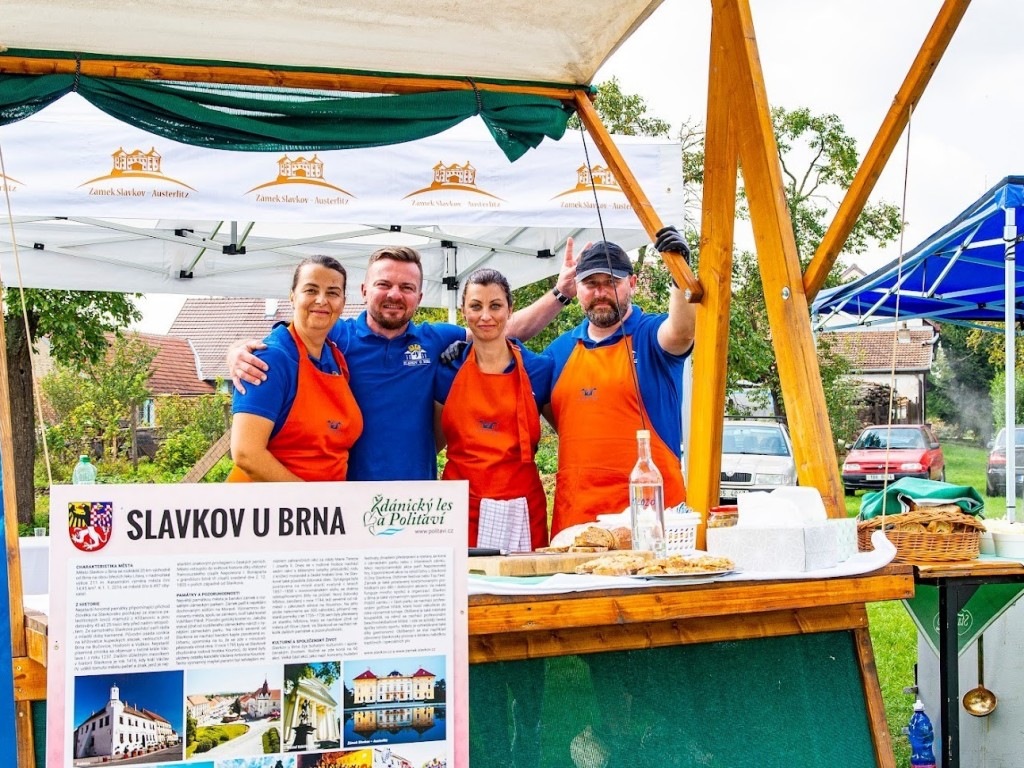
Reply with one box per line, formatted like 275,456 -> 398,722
655,225 -> 690,264
440,340 -> 468,366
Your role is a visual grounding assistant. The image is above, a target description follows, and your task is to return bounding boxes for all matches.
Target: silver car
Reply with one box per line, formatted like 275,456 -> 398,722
719,420 -> 798,501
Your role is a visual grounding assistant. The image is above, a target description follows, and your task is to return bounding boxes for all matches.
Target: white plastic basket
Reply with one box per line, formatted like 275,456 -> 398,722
665,511 -> 702,554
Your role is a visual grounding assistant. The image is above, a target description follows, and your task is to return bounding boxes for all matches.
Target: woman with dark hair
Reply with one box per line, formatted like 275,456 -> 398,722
434,268 -> 552,549
229,254 -> 363,481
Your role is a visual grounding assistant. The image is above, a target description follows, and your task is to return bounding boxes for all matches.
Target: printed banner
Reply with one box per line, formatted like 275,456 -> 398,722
47,481 -> 469,768
1,95 -> 682,229
903,583 -> 1024,657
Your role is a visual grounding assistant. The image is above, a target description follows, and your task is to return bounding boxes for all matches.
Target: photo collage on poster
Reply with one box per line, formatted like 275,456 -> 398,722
70,656 -> 448,768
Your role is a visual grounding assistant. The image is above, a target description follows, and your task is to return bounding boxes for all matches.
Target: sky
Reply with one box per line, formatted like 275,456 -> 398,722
74,670 -> 184,731
132,0 -> 1024,333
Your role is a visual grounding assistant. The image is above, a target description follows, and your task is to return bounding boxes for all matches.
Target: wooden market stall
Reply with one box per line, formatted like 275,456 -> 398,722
0,0 -> 974,765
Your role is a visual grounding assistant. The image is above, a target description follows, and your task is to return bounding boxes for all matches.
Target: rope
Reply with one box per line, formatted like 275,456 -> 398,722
577,121 -> 648,432
0,137 -> 55,487
879,105 -> 913,520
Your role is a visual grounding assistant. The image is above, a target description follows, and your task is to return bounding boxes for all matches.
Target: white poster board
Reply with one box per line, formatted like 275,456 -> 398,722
46,481 -> 469,768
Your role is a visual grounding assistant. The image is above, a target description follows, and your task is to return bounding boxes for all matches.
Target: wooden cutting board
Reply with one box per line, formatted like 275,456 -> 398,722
469,551 -> 649,577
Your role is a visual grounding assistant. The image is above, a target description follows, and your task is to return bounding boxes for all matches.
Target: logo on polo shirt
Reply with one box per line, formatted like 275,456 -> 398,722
403,344 -> 431,367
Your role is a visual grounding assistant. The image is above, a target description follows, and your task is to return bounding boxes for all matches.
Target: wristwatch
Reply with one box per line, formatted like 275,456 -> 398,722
552,287 -> 572,306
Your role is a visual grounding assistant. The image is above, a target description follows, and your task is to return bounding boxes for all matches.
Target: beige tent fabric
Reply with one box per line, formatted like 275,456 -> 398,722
4,0 -> 664,85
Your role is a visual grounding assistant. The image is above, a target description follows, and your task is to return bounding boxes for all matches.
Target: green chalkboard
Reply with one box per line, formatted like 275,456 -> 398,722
469,631 -> 877,768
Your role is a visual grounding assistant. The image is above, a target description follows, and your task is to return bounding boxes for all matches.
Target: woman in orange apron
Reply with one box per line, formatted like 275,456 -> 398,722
229,255 -> 363,481
434,269 -> 552,549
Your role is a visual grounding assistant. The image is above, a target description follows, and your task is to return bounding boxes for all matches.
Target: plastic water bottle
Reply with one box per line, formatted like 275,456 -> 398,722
906,698 -> 936,768
72,455 -> 97,485
630,429 -> 666,557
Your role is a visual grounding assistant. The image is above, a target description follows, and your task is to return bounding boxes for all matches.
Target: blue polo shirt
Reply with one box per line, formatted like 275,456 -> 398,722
328,312 -> 466,481
433,340 -> 554,408
232,324 -> 343,439
544,305 -> 690,457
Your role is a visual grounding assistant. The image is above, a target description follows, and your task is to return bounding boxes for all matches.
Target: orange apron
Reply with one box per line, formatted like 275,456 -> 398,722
549,336 -> 685,535
441,342 -> 549,548
228,325 -> 363,482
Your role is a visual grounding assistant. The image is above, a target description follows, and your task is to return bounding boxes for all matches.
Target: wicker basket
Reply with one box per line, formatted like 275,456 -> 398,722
857,506 -> 984,563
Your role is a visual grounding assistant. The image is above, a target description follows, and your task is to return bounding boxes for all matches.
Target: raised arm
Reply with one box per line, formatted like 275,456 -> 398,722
654,226 -> 697,356
506,237 -> 581,341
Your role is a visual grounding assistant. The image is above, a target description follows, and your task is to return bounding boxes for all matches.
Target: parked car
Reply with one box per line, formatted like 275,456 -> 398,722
985,426 -> 1024,497
719,420 -> 797,502
841,424 -> 945,494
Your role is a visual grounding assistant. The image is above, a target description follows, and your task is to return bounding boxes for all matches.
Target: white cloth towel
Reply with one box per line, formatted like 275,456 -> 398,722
477,497 -> 531,553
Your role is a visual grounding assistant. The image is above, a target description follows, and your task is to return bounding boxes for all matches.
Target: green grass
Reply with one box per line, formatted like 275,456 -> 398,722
849,440 -> 994,767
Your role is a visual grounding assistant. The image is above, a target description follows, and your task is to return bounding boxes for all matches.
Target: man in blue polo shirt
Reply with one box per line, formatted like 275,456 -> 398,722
543,228 -> 695,535
230,244 -> 578,481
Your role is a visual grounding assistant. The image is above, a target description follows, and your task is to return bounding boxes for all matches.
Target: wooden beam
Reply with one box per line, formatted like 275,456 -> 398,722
853,623 -> 898,768
469,568 -> 914,636
710,0 -> 844,517
0,275 -> 35,766
0,54 -> 585,101
687,10 -> 738,549
803,0 -> 971,300
572,93 -> 703,302
11,656 -> 46,702
181,430 -> 230,483
470,603 -> 867,662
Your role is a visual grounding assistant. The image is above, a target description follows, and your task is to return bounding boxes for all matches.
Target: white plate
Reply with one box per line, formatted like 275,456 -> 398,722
865,473 -> 894,481
628,569 -> 735,580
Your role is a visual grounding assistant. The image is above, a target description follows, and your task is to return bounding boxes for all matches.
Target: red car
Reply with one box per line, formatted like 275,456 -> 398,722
841,424 -> 945,494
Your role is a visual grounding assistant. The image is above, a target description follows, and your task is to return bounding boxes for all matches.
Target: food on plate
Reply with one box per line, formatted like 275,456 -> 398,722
576,552 -> 734,576
575,551 -> 654,575
637,554 -> 735,575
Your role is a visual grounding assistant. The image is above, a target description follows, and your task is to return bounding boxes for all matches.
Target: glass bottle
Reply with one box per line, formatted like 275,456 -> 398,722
630,429 -> 666,556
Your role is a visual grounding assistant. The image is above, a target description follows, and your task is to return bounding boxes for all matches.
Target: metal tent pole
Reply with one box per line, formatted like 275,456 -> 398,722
1005,206 -> 1016,523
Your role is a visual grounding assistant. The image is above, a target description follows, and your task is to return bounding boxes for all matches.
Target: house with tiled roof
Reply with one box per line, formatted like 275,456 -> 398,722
168,297 -> 364,385
100,331 -> 215,428
820,324 -> 939,422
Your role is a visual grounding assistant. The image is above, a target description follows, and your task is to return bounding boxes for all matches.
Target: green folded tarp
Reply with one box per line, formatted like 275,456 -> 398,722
859,477 -> 984,519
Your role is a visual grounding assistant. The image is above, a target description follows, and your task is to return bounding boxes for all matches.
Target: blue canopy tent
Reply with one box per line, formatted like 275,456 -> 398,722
812,175 -> 1024,521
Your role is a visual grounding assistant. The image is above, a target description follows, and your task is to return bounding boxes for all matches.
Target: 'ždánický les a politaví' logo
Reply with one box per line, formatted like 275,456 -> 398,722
363,495 -> 453,536
68,501 -> 113,552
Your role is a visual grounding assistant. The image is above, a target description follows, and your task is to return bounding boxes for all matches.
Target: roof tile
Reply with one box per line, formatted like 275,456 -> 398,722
821,328 -> 936,373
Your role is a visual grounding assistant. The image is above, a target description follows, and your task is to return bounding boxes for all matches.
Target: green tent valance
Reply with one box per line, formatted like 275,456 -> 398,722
0,74 -> 571,161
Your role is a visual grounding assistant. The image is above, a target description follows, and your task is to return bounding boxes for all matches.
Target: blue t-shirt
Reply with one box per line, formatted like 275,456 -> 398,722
328,312 -> 466,481
433,340 -> 553,408
544,305 -> 691,456
232,324 -> 343,438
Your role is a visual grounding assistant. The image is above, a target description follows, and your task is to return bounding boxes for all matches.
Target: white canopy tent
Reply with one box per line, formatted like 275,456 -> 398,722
0,96 -> 683,310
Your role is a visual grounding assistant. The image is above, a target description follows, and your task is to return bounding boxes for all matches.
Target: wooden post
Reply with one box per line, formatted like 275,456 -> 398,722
686,15 -> 738,549
803,0 -> 971,300
0,288 -> 36,766
572,93 -> 702,301
711,0 -> 844,517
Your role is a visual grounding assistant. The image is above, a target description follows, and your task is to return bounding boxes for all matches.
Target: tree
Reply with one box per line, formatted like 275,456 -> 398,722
40,333 -> 156,476
728,107 -> 903,438
186,711 -> 197,743
928,324 -> 997,439
5,288 -> 140,523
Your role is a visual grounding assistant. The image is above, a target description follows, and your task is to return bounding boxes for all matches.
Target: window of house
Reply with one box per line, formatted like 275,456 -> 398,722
141,399 -> 156,427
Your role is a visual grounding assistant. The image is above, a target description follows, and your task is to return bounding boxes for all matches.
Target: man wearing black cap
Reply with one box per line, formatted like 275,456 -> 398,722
544,226 -> 695,536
